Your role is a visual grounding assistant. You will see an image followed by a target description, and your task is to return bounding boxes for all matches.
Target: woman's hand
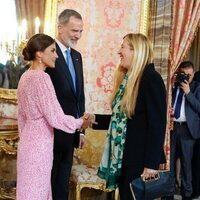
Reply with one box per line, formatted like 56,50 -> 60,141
141,167 -> 158,182
83,113 -> 98,128
80,116 -> 90,130
80,113 -> 98,130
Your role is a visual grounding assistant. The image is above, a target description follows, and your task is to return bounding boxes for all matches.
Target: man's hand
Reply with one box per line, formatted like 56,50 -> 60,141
83,113 -> 98,128
78,113 -> 98,132
79,134 -> 85,149
80,117 -> 90,130
180,80 -> 190,94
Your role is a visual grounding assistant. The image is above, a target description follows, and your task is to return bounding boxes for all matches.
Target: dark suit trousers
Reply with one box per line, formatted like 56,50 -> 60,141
51,132 -> 74,200
170,123 -> 195,197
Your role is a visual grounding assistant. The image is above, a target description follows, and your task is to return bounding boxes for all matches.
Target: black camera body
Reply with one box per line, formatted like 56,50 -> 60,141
175,72 -> 189,85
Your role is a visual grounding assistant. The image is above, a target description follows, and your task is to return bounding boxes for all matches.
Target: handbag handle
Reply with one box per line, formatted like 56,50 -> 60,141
142,173 -> 160,183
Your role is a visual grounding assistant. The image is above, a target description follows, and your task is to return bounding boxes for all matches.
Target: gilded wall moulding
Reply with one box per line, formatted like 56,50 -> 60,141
140,0 -> 150,36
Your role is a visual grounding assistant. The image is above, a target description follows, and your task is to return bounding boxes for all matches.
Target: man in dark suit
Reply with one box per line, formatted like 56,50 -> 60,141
46,9 -> 85,200
167,61 -> 200,200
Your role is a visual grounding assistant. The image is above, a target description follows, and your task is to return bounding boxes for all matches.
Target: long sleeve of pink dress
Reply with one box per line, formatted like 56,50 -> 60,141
36,71 -> 83,133
16,70 -> 83,200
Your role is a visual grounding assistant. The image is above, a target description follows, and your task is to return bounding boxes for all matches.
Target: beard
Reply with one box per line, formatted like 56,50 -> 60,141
65,39 -> 76,48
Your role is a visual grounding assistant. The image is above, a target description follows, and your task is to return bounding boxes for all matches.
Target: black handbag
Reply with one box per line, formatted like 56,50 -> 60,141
130,170 -> 174,200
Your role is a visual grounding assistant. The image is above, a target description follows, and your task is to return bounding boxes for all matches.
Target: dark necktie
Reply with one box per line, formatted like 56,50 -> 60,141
66,49 -> 76,92
174,88 -> 184,119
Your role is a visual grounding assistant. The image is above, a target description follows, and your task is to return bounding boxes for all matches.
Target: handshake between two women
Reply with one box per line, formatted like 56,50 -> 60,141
80,113 -> 97,130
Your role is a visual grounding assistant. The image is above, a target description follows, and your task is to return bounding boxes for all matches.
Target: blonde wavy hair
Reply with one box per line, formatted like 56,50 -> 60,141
111,33 -> 154,118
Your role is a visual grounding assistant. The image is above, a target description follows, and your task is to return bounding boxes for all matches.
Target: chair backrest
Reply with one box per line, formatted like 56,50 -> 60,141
73,129 -> 107,167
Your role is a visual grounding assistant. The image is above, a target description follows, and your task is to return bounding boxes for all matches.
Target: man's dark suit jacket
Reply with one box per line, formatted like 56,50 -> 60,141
46,43 -> 85,147
94,64 -> 166,174
172,81 -> 200,139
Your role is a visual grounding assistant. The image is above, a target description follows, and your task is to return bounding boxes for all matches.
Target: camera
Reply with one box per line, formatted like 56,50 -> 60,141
175,72 -> 189,85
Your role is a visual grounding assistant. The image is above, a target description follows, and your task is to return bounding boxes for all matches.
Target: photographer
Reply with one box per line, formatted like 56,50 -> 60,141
166,61 -> 200,200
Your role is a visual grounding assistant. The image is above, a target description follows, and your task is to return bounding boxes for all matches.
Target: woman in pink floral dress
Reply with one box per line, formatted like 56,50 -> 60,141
16,34 -> 88,200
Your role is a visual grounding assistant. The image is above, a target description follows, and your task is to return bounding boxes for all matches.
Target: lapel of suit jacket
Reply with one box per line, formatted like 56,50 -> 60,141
56,43 -> 77,97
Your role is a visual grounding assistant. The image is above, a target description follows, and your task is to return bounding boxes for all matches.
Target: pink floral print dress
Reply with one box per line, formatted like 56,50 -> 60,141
16,70 -> 83,200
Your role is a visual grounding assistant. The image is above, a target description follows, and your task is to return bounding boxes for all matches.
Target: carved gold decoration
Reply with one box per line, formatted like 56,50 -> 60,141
0,187 -> 16,200
0,130 -> 18,155
0,130 -> 18,199
70,179 -> 119,200
0,89 -> 17,104
0,89 -> 18,199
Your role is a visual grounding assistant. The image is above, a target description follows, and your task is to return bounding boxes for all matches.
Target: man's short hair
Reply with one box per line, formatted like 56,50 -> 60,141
179,61 -> 194,70
58,9 -> 82,25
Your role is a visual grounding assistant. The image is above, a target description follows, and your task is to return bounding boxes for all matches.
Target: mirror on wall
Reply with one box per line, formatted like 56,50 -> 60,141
0,58 -> 31,89
0,1 -> 30,90
0,0 -> 57,93
0,0 -> 20,89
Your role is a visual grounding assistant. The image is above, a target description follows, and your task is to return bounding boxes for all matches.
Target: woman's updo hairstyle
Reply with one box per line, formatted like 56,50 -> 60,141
22,33 -> 55,61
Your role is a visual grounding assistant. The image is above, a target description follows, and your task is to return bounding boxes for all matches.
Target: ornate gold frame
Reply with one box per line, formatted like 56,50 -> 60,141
140,0 -> 150,36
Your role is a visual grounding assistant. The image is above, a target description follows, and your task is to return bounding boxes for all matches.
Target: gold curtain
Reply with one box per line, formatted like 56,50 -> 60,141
15,0 -> 46,39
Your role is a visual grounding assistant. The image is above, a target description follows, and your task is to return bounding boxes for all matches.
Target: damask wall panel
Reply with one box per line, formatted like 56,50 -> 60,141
57,0 -> 142,114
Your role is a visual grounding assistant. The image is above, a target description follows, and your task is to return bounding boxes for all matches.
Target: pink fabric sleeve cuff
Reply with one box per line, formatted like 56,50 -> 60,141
76,118 -> 83,129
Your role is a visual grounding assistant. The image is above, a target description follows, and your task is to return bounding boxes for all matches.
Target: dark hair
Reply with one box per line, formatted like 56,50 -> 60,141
22,34 -> 55,61
58,9 -> 82,25
179,61 -> 194,70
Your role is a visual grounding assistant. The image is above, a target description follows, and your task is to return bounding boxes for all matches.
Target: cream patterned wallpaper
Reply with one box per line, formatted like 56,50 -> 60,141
57,0 -> 142,114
